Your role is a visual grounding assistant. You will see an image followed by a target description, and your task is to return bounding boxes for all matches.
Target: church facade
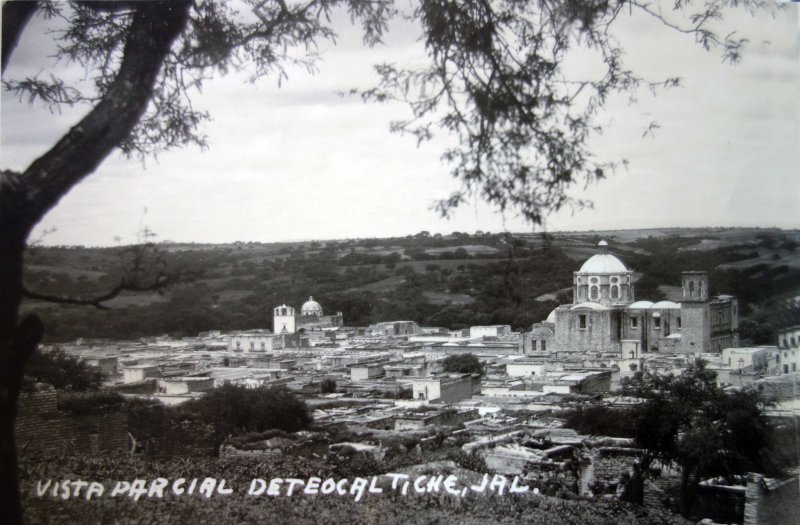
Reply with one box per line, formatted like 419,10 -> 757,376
273,296 -> 344,333
538,241 -> 738,355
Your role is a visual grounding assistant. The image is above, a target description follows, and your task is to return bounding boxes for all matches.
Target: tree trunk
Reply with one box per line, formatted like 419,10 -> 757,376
0,220 -> 45,523
678,465 -> 697,519
0,3 -> 192,523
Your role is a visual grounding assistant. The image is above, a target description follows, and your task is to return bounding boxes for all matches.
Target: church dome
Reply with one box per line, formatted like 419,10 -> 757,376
578,241 -> 627,273
300,296 -> 323,316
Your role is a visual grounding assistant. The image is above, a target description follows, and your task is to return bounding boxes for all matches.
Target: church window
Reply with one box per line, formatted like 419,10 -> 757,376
590,286 -> 599,300
235,341 -> 241,350
653,317 -> 661,329
579,314 -> 587,329
689,281 -> 695,296
677,317 -> 682,329
541,340 -> 546,351
630,317 -> 638,329
261,342 -> 266,351
611,286 -> 619,300
249,342 -> 255,351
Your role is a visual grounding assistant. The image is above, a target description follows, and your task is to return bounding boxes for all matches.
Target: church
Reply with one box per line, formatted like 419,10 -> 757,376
273,296 -> 344,333
530,241 -> 739,355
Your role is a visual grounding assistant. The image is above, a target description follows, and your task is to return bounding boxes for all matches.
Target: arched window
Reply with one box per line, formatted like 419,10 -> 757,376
610,286 -> 619,300
590,286 -> 599,300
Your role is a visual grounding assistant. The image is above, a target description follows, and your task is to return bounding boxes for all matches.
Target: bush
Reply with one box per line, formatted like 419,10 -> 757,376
24,348 -> 105,391
180,384 -> 311,453
57,390 -> 124,415
441,353 -> 482,376
561,405 -> 635,438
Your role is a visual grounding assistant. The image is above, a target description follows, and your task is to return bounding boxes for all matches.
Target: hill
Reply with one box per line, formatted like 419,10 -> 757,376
21,228 -> 800,344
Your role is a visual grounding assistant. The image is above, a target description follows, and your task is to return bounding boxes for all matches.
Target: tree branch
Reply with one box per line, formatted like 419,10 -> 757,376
1,0 -> 38,73
2,0 -> 192,239
21,272 -> 180,311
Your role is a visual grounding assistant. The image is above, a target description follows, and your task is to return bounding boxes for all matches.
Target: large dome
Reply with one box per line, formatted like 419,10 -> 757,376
578,241 -> 627,273
300,296 -> 323,316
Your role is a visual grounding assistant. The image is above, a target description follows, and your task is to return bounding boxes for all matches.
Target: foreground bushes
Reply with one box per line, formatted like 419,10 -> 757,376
19,452 -> 692,525
561,405 -> 635,438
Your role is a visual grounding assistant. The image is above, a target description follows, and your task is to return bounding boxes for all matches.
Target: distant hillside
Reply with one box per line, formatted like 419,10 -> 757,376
22,228 -> 800,344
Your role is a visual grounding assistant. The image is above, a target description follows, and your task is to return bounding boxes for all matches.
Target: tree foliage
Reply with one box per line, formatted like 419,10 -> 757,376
441,353 -> 482,375
363,0 -> 775,222
320,378 -> 337,393
23,348 -> 105,392
622,360 -> 778,518
180,384 -> 312,453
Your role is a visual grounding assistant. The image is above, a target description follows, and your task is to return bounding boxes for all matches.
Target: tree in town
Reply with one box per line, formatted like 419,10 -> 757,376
622,360 -> 778,518
0,0 -> 774,520
442,353 -> 483,376
23,348 -> 105,392
180,384 -> 311,455
320,378 -> 338,393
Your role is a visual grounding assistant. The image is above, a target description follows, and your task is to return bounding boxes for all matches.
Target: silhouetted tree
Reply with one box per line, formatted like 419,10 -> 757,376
623,360 -> 777,518
180,384 -> 311,455
23,348 -> 105,392
442,353 -> 482,376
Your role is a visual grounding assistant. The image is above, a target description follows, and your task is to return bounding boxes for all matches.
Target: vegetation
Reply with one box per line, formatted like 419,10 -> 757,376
0,0 -> 786,520
23,348 -> 105,392
180,384 -> 312,455
561,405 -> 635,438
622,360 -> 778,518
56,390 -> 124,415
320,378 -> 338,394
19,452 -> 694,525
442,353 -> 483,376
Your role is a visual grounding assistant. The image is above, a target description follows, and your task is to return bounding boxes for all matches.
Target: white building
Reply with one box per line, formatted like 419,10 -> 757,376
506,360 -> 549,378
777,325 -> 800,374
470,325 -> 512,338
411,374 -> 478,404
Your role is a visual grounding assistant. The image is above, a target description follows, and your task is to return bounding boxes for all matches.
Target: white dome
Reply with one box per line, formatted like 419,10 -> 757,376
579,253 -> 628,273
652,300 -> 680,309
300,296 -> 323,316
627,301 -> 654,310
546,309 -> 557,323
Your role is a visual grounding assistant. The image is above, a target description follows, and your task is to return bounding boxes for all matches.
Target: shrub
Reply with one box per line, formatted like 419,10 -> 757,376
24,348 -> 105,391
180,384 -> 311,454
441,353 -> 482,376
561,405 -> 635,438
57,390 -> 124,415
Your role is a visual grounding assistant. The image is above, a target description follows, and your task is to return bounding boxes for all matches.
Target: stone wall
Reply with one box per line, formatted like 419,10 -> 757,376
579,447 -> 641,496
16,388 -> 128,455
744,473 -> 800,525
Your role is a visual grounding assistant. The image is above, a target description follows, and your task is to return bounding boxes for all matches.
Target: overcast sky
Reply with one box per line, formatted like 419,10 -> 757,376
2,2 -> 799,247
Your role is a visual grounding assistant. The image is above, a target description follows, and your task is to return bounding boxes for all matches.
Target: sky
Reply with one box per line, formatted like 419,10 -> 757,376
2,2 -> 799,247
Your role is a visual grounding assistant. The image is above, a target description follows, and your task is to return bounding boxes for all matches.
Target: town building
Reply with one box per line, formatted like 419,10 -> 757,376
227,330 -> 307,353
776,325 -> 800,374
272,297 -> 344,333
411,374 -> 480,404
539,241 -> 738,355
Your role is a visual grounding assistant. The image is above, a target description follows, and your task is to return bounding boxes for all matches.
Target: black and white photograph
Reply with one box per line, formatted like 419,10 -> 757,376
1,0 -> 799,523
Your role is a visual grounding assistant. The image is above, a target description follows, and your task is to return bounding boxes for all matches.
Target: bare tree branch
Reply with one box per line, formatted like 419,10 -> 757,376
1,0 -> 38,73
